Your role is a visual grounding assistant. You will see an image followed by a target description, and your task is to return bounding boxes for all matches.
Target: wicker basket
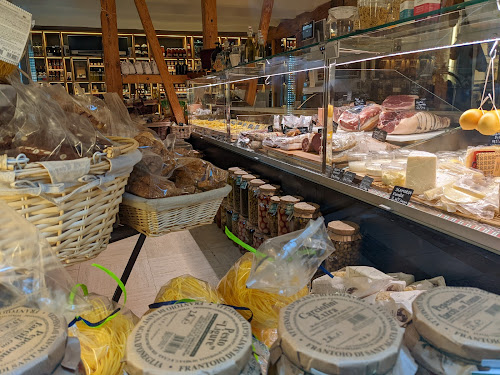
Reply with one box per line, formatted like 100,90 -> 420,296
119,184 -> 231,236
0,137 -> 141,265
170,125 -> 192,139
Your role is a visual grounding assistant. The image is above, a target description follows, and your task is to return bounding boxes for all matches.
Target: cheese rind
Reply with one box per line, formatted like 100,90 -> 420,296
405,151 -> 437,194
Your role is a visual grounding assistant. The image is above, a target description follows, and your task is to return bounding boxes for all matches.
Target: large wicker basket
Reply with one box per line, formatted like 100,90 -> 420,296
0,137 -> 141,265
119,184 -> 231,236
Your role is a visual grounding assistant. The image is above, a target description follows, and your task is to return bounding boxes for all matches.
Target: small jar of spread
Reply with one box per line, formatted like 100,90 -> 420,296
326,221 -> 362,272
277,195 -> 300,236
257,184 -> 277,234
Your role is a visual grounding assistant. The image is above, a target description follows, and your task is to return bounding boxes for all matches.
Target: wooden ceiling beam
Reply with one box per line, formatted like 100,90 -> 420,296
201,0 -> 218,49
259,0 -> 274,42
100,0 -> 122,97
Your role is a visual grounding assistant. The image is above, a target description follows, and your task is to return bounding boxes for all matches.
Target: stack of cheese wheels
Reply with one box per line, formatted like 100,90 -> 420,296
125,302 -> 258,375
406,287 -> 500,374
0,307 -> 83,374
270,294 -> 404,375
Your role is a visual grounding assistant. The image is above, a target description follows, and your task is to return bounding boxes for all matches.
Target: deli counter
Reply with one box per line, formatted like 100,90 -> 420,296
187,0 -> 500,257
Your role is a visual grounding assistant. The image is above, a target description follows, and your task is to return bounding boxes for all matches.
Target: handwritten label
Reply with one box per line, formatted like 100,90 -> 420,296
372,128 -> 388,142
354,98 -> 366,106
331,167 -> 343,181
415,99 -> 427,111
359,176 -> 374,191
489,133 -> 500,145
389,186 -> 414,205
342,171 -> 356,184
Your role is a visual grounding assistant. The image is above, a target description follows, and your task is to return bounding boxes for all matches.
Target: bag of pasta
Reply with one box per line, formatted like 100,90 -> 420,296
68,293 -> 137,375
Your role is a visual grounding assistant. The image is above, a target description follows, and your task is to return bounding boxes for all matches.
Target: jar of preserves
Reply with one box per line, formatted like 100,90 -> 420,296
277,196 -> 300,236
248,179 -> 265,227
358,0 -> 390,29
257,184 -> 277,234
233,170 -> 247,212
253,231 -> 269,249
227,167 -> 241,209
239,174 -> 256,218
292,202 -> 318,231
232,212 -> 240,242
225,208 -> 234,233
245,221 -> 256,248
326,221 -> 362,272
238,215 -> 248,254
268,196 -> 281,237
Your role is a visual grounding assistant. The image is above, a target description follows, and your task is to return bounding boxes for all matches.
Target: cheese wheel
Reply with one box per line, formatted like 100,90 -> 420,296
277,294 -> 403,375
126,302 -> 253,375
412,287 -> 500,362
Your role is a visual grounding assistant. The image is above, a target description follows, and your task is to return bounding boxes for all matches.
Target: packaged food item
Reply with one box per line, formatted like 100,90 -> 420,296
258,184 -> 277,234
248,179 -> 266,226
240,174 -> 256,217
348,151 -> 369,173
232,212 -> 240,240
405,151 -> 437,194
277,195 -> 300,236
269,294 -> 404,375
233,170 -> 248,211
366,161 -> 384,177
226,208 -> 234,232
238,215 -> 249,254
0,307 -> 83,375
268,196 -> 281,237
325,221 -> 362,272
125,302 -> 254,375
151,275 -> 224,305
400,0 -> 414,18
227,167 -> 242,209
217,253 -> 309,345
465,145 -> 500,176
326,6 -> 359,38
292,202 -> 317,231
245,221 -> 256,248
358,0 -> 390,28
382,163 -> 407,186
389,0 -> 402,21
413,0 -> 440,16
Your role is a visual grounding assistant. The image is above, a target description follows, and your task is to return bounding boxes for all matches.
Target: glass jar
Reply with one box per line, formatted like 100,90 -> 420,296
326,221 -> 362,272
225,208 -> 233,233
245,221 -> 256,248
232,212 -> 240,245
227,167 -> 241,210
358,0 -> 390,29
248,179 -> 265,227
268,196 -> 281,237
293,202 -> 318,231
221,204 -> 227,232
239,174 -> 256,218
257,184 -> 277,234
278,196 -> 300,236
233,170 -> 247,213
348,152 -> 369,173
326,6 -> 359,38
253,231 -> 269,249
238,215 -> 248,254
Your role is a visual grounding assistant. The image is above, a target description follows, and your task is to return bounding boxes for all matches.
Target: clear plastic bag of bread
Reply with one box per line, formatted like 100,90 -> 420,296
103,92 -> 145,137
246,217 -> 336,297
72,84 -> 113,133
68,293 -> 137,375
170,157 -> 228,192
0,201 -> 86,317
0,73 -> 83,161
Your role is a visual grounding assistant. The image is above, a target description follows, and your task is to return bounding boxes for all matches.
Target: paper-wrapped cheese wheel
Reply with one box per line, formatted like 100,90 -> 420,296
0,307 -> 68,374
125,302 -> 253,375
277,294 -> 404,375
412,286 -> 500,362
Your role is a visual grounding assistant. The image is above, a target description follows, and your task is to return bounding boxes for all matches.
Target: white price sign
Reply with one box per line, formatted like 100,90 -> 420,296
0,0 -> 32,65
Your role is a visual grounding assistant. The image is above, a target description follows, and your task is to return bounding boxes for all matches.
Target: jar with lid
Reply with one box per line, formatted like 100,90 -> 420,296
221,204 -> 227,232
348,152 -> 369,173
293,202 -> 318,231
326,6 -> 359,39
253,231 -> 269,249
326,221 -> 362,272
248,179 -> 265,227
268,196 -> 281,237
227,167 -> 241,209
233,170 -> 247,212
238,215 -> 248,254
358,0 -> 390,29
225,208 -> 234,233
245,221 -> 256,248
232,212 -> 240,243
239,174 -> 256,218
257,184 -> 277,234
278,196 -> 300,236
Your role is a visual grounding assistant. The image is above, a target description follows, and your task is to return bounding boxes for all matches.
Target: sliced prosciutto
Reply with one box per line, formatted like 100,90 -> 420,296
338,104 -> 382,132
382,95 -> 418,111
378,111 -> 451,134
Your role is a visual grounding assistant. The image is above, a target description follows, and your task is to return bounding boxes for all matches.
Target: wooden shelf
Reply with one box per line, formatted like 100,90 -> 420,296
122,74 -> 187,84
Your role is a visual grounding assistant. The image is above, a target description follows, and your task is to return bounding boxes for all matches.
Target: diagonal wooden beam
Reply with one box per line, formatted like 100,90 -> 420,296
259,0 -> 274,43
201,0 -> 218,49
100,0 -> 122,97
133,0 -> 185,124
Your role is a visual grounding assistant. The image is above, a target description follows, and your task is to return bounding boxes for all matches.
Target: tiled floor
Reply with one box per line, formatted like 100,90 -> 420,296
66,224 -> 241,317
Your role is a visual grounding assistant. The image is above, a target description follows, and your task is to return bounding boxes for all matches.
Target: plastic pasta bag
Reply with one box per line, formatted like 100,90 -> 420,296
68,293 -> 137,375
153,275 -> 225,304
246,217 -> 336,297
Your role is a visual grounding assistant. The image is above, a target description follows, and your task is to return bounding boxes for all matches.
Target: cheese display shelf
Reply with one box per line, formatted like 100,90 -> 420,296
188,0 -> 500,254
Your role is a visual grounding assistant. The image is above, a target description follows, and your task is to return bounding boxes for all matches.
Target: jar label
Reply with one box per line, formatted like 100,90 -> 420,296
236,176 -> 243,186
285,203 -> 294,216
268,203 -> 278,215
241,181 -> 248,189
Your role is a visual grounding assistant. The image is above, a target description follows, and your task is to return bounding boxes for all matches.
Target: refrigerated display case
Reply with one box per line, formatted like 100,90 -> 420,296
188,0 -> 500,255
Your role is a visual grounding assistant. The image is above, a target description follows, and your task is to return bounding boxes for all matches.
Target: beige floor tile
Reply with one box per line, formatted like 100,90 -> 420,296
144,232 -> 202,259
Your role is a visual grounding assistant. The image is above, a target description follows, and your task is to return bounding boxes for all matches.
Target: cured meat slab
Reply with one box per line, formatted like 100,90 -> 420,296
378,111 -> 450,134
339,104 -> 382,132
382,95 -> 418,111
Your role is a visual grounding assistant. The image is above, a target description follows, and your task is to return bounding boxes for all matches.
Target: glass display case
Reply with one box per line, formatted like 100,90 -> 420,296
188,0 -> 500,254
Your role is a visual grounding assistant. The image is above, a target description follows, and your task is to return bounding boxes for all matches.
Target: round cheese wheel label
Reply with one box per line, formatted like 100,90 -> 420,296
412,287 -> 500,362
0,307 -> 67,374
126,302 -> 253,375
279,294 -> 403,375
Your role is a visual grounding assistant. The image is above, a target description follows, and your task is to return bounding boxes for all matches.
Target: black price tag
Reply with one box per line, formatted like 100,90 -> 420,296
359,176 -> 374,191
489,133 -> 500,145
372,128 -> 388,142
332,121 -> 339,133
331,167 -> 343,181
389,186 -> 414,205
354,98 -> 366,106
415,99 -> 427,111
342,171 -> 356,184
